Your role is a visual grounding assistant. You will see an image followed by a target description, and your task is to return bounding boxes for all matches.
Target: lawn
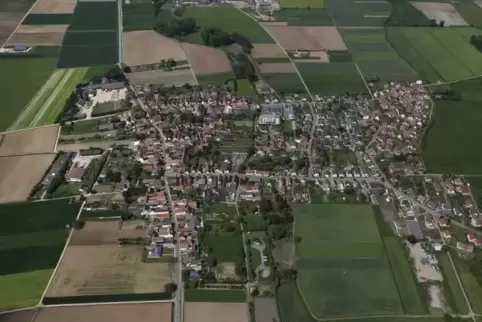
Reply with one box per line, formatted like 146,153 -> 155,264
274,8 -> 333,25
388,27 -> 482,82
422,100 -> 482,175
0,57 -> 57,131
296,62 -> 368,95
436,252 -> 469,314
340,29 -> 418,81
278,0 -> 324,9
184,289 -> 246,302
293,204 -> 403,319
324,0 -> 391,26
0,199 -> 82,311
183,6 -> 273,44
9,68 -> 89,130
263,73 -> 307,94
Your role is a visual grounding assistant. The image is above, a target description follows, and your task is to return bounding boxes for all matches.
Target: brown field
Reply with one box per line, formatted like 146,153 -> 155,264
184,302 -> 249,322
6,25 -> 68,46
410,2 -> 467,26
47,244 -> 172,297
252,43 -> 286,59
70,221 -> 148,245
128,69 -> 196,86
272,239 -> 293,269
0,153 -> 56,203
0,12 -> 24,45
266,26 -> 346,51
0,125 -> 59,156
254,298 -> 279,322
123,31 -> 187,67
0,309 -> 36,322
30,0 -> 77,14
34,303 -> 172,322
259,62 -> 296,73
181,43 -> 231,75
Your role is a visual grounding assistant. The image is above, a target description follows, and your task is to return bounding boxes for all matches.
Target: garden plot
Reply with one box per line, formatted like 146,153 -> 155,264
123,31 -> 187,66
265,26 -> 346,51
259,62 -> 296,73
0,125 -> 59,156
128,69 -> 196,86
252,43 -> 286,58
6,25 -> 68,46
410,2 -> 467,26
184,302 -> 248,322
30,0 -> 77,14
181,43 -> 231,75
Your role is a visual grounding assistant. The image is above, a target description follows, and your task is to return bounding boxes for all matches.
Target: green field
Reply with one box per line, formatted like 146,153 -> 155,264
296,62 -> 368,95
422,100 -> 482,174
278,0 -> 324,8
122,3 -> 155,31
183,6 -> 273,44
0,199 -> 82,311
274,8 -> 333,25
324,0 -> 391,26
450,250 -> 482,314
292,204 -> 403,319
341,29 -> 418,81
277,281 -> 317,322
184,289 -> 246,302
453,0 -> 482,28
69,1 -> 117,31
197,72 -> 236,86
22,13 -> 72,25
263,73 -> 307,94
236,79 -> 256,96
327,51 -> 353,62
388,27 -> 482,82
0,57 -> 57,131
9,68 -> 89,130
202,233 -> 244,262
428,77 -> 482,102
436,252 -> 469,314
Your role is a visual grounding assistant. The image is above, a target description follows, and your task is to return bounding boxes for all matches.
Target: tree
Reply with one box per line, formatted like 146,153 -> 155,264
294,236 -> 302,244
439,20 -> 445,27
164,282 -> 178,293
406,235 -> 418,244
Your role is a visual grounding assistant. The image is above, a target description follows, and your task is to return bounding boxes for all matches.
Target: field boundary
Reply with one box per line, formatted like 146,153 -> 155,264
42,299 -> 174,308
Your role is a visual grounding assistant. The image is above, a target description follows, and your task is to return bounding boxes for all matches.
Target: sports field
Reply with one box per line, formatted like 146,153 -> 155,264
341,29 -> 418,81
9,68 -> 88,130
183,6 -> 274,44
388,27 -> 482,82
296,62 -> 368,95
292,204 -> 403,319
278,0 -> 324,8
0,57 -> 57,131
0,199 -> 82,311
423,100 -> 482,174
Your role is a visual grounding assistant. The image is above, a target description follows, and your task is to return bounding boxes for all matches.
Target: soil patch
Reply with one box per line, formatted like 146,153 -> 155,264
252,43 -> 286,58
35,303 -> 172,322
184,302 -> 248,322
0,125 -> 59,156
123,31 -> 187,66
411,2 -> 468,26
266,26 -> 346,50
181,43 -> 231,75
259,62 -> 296,73
31,0 -> 77,14
6,25 -> 68,46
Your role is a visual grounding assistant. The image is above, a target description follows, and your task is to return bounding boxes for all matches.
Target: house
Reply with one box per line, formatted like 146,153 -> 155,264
440,230 -> 452,240
456,242 -> 474,253
424,215 -> 435,229
438,217 -> 449,228
67,162 -> 87,182
471,217 -> 482,228
467,232 -> 482,246
258,112 -> 280,125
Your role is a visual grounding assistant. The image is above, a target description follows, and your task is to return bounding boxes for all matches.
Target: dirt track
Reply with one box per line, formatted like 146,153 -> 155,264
185,302 -> 248,322
0,125 -> 59,156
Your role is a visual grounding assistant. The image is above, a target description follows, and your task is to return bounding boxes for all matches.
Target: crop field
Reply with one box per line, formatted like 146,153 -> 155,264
277,281 -> 317,322
410,2 -> 467,26
128,69 -> 196,86
422,100 -> 482,174
22,13 -> 73,25
292,204 -> 403,319
436,252 -> 469,314
6,25 -> 68,47
183,6 -> 274,44
184,289 -> 246,302
278,0 -> 324,8
182,43 -> 232,76
296,62 -> 368,95
341,29 -> 418,81
0,199 -> 82,310
254,297 -> 279,322
265,26 -> 346,51
122,3 -> 154,31
0,125 -> 59,156
428,77 -> 482,102
450,250 -> 482,314
10,69 -> 88,130
252,43 -> 286,59
324,0 -> 392,26
30,0 -> 77,14
387,27 -> 482,82
47,220 -> 172,298
263,73 -> 307,94
0,57 -> 57,131
274,8 -> 334,25
68,2 -> 117,31
452,0 -> 482,28
185,302 -> 248,322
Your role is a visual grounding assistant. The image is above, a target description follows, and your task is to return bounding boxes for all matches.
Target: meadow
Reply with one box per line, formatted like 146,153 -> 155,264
388,27 -> 482,82
296,62 -> 368,95
183,6 -> 273,44
422,100 -> 482,174
292,204 -> 403,319
340,29 -> 418,81
0,199 -> 82,311
263,73 -> 307,94
0,57 -> 57,131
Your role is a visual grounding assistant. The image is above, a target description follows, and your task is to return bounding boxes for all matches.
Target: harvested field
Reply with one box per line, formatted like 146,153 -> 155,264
123,31 -> 186,66
47,245 -> 172,297
184,302 -> 248,322
0,309 -> 36,322
31,0 -> 77,14
266,26 -> 346,50
0,125 -> 59,156
410,2 -> 467,26
0,12 -> 24,45
252,43 -> 286,58
35,303 -> 172,322
181,43 -> 231,75
0,154 -> 56,203
259,62 -> 296,73
70,221 -> 148,245
128,69 -> 196,86
6,25 -> 68,46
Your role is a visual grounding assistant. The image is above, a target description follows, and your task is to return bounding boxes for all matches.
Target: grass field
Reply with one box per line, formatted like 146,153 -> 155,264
184,289 -> 246,302
436,252 -> 469,314
236,79 -> 256,96
340,29 -> 418,81
9,68 -> 88,130
69,2 -> 117,31
324,0 -> 391,26
450,250 -> 482,314
201,233 -> 244,262
263,73 -> 307,94
274,8 -> 333,25
122,3 -> 155,31
183,6 -> 273,44
278,0 -> 324,8
277,281 -> 316,322
22,13 -> 72,25
197,72 -> 236,86
0,57 -> 57,131
388,27 -> 482,82
293,204 -> 403,319
0,199 -> 82,311
428,77 -> 482,102
422,100 -> 482,174
296,62 -> 368,95
453,0 -> 482,28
